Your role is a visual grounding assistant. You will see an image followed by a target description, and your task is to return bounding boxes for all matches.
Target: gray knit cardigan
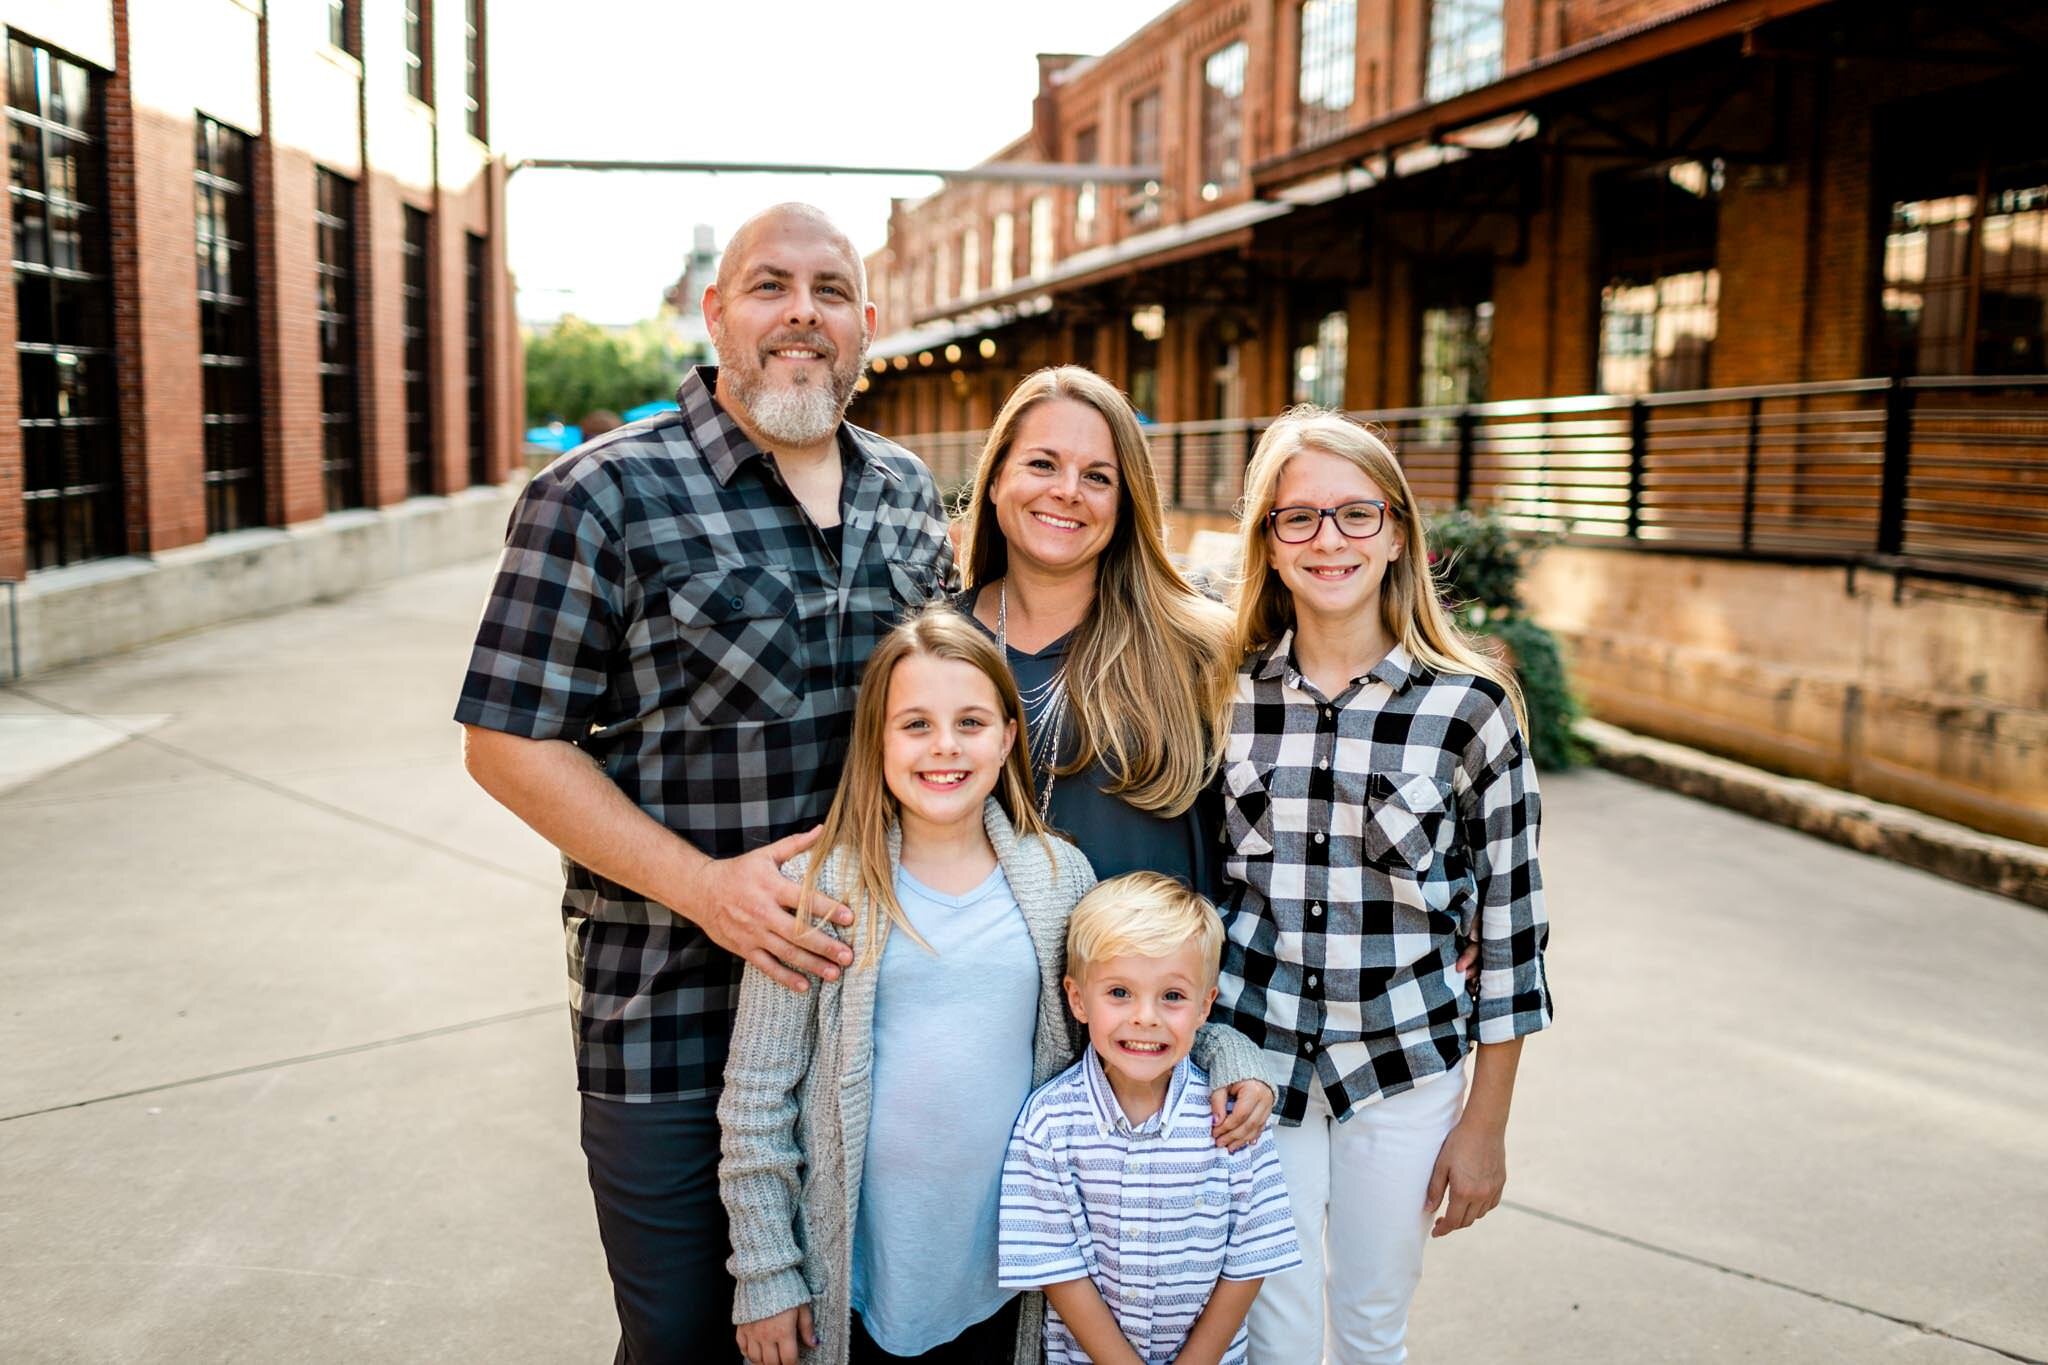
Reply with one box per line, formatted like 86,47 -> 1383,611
717,797 -> 1270,1365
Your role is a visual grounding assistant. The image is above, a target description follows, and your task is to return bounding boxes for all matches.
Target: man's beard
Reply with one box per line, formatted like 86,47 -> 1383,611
714,323 -> 866,448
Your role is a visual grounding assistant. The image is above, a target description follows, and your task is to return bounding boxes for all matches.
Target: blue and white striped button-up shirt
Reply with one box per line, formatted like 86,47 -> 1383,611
998,1049 -> 1301,1364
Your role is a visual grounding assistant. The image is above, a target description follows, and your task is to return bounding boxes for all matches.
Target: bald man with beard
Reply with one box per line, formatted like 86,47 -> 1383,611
458,204 -> 955,1363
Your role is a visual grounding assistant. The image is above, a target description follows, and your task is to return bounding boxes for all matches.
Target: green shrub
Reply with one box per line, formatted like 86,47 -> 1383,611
1472,615 -> 1587,771
1426,507 -> 1585,770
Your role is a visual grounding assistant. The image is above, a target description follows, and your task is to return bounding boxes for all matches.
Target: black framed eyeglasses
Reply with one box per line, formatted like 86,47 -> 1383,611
1265,500 -> 1388,543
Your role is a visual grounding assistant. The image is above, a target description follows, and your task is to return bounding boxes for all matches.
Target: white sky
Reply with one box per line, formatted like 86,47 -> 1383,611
493,1 -> 1173,326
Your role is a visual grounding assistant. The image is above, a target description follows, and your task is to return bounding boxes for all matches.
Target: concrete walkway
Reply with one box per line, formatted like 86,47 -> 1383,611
2,558 -> 2043,1364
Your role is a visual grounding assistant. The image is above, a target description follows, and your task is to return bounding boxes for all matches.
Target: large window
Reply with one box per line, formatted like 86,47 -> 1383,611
196,115 -> 263,534
328,0 -> 358,56
1296,0 -> 1356,148
1882,166 -> 2048,377
10,37 -> 122,569
1126,89 -> 1162,228
991,211 -> 1015,290
959,225 -> 979,298
1417,268 -> 1493,407
1203,318 -> 1244,420
1128,306 -> 1164,420
403,0 -> 428,102
1072,126 -> 1098,247
314,168 -> 362,511
1029,195 -> 1055,278
1425,0 -> 1505,103
1876,79 -> 2046,376
401,205 -> 433,496
1292,309 -> 1349,408
1419,302 -> 1493,407
462,0 -> 485,139
1597,159 -> 1721,395
466,232 -> 487,487
1201,41 -> 1248,201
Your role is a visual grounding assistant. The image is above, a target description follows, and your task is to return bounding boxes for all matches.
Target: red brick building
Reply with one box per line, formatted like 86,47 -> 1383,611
856,0 -> 2048,845
861,0 -> 2044,435
0,0 -> 520,591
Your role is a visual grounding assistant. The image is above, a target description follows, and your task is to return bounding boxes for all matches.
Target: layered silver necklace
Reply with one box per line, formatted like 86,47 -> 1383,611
996,581 -> 1070,819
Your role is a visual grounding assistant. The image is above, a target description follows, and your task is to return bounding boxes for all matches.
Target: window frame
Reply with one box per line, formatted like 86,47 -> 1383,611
1200,40 -> 1249,202
1125,88 -> 1163,228
1296,0 -> 1357,149
1071,125 -> 1099,248
10,35 -> 124,570
1292,307 -> 1349,409
465,232 -> 488,487
400,204 -> 434,496
462,0 -> 485,139
1878,156 -> 2048,378
314,167 -> 363,512
195,113 -> 265,535
403,0 -> 430,104
1594,158 -> 1723,396
1423,0 -> 1506,104
328,0 -> 360,58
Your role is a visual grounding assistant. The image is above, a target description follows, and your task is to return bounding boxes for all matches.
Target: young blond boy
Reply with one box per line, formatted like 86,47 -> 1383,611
998,873 -> 1300,1365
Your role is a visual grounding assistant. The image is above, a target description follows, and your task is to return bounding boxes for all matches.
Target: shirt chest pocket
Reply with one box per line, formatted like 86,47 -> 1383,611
667,566 -> 805,725
852,555 -> 942,619
1222,758 -> 1276,858
1348,770 -> 1454,875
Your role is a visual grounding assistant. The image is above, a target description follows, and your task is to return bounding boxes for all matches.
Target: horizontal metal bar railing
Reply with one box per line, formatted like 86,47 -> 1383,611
885,375 -> 2048,594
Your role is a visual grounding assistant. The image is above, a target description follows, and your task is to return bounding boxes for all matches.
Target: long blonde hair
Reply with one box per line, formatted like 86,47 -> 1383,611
799,605 -> 1050,966
1228,406 -> 1526,726
960,366 -> 1230,815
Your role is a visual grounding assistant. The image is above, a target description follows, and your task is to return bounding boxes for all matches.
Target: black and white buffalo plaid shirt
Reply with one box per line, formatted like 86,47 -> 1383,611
455,367 -> 954,1101
1212,634 -> 1552,1125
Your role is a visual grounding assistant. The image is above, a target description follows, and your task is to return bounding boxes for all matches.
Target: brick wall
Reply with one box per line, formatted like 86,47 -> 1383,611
257,143 -> 327,527
0,0 -> 519,577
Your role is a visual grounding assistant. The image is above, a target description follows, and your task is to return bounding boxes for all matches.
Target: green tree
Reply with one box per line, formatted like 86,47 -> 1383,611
523,315 -> 690,424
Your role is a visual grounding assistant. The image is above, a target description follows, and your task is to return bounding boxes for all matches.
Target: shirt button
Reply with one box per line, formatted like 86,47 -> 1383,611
1308,973 -> 1319,988
1311,903 -> 1324,917
1318,758 -> 1329,769
1322,707 -> 1333,720
1301,1038 -> 1316,1054
728,596 -> 743,609
1313,832 -> 1326,845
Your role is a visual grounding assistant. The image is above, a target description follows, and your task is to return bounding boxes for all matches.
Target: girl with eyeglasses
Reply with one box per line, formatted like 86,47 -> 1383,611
1211,407 -> 1555,1365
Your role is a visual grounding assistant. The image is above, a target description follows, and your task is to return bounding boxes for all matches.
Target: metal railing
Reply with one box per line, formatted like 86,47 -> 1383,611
895,375 -> 2048,594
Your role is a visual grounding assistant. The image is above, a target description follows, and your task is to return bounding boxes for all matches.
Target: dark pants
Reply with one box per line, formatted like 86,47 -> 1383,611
581,1093 -> 736,1365
850,1296 -> 1020,1365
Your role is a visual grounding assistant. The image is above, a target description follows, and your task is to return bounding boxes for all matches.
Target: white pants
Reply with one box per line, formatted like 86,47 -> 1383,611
1247,1067 -> 1467,1365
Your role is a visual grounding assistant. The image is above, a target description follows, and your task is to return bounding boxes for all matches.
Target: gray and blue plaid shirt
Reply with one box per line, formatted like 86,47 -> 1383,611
456,367 -> 954,1101
1212,635 -> 1552,1124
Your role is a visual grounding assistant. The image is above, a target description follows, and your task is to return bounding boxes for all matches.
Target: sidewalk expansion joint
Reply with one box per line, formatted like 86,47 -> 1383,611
0,1003 -> 565,1125
1503,1201 -> 2044,1363
8,685 -> 558,894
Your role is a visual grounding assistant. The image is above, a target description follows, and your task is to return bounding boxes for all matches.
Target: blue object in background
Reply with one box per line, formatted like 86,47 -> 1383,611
523,421 -> 582,454
622,399 -> 680,423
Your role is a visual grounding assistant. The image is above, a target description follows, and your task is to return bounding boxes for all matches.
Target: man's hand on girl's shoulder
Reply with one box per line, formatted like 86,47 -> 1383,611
686,825 -> 856,994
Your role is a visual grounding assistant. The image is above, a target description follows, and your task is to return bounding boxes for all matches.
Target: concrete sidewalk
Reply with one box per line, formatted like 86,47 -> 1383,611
2,557 -> 2044,1363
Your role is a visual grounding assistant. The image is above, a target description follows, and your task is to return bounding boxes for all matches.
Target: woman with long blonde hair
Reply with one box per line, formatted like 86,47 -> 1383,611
719,606 -> 1273,1365
1211,407 -> 1554,1365
956,365 -> 1233,885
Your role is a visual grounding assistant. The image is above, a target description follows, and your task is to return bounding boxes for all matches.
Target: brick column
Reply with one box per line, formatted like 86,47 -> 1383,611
359,170 -> 407,507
